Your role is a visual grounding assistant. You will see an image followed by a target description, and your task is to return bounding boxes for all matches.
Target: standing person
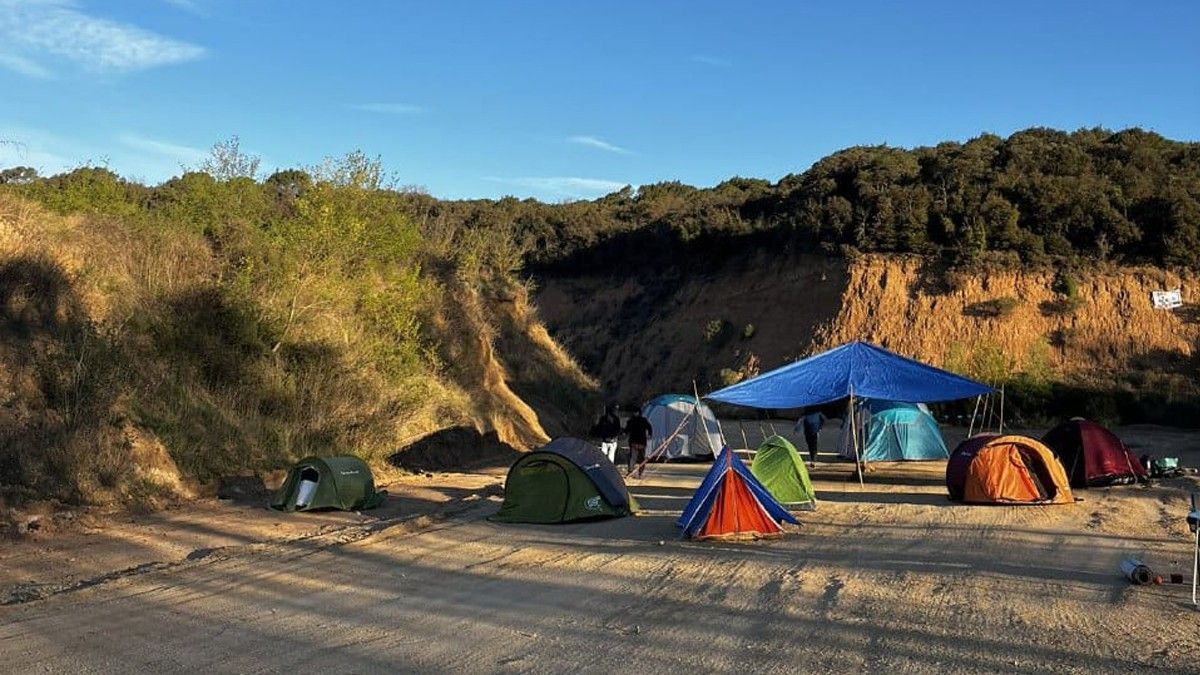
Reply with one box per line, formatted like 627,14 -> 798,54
593,404 -> 622,464
623,409 -> 653,479
796,409 -> 825,466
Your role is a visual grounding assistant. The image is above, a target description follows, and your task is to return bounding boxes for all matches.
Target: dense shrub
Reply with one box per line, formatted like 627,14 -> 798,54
965,297 -> 1021,319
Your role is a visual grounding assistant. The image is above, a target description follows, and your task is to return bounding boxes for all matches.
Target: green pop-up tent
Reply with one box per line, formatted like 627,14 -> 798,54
270,455 -> 386,512
750,436 -> 817,509
492,438 -> 637,524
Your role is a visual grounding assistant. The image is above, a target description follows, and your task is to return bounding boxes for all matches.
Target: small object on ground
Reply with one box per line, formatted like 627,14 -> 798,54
1170,573 -> 1184,584
1142,455 -> 1183,479
1120,557 -> 1155,585
657,540 -> 664,546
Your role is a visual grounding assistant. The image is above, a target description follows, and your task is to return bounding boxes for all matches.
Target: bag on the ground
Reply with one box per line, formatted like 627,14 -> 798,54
1141,454 -> 1182,478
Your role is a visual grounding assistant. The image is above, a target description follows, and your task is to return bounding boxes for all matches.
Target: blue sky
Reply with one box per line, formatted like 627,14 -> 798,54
1,1 -> 1198,201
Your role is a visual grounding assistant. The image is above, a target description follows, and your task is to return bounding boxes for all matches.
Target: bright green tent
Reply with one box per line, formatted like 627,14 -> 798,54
270,455 -> 386,512
492,438 -> 637,524
750,436 -> 817,509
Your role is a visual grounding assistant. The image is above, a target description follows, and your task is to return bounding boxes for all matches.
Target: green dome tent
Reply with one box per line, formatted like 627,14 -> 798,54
493,438 -> 637,524
750,435 -> 817,509
270,455 -> 386,512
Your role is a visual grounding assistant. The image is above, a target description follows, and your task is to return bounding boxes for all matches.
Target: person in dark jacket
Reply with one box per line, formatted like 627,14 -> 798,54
593,405 -> 622,463
796,409 -> 826,466
623,411 -> 653,478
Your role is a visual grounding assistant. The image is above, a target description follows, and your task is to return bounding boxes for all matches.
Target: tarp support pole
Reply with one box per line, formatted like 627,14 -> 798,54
694,380 -> 722,457
850,390 -> 864,487
739,421 -> 751,452
998,385 -> 1005,434
968,395 -> 981,437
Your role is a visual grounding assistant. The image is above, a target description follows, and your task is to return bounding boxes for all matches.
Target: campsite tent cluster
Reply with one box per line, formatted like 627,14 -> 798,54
486,341 -> 1147,540
267,342 -> 1146,543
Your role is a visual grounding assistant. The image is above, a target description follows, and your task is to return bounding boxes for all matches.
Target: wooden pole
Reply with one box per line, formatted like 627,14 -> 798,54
739,421 -> 751,452
967,394 -> 981,437
693,380 -> 721,456
998,384 -> 1005,434
849,390 -> 864,487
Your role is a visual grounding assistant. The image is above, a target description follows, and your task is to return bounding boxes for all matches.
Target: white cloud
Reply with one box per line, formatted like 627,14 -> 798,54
567,135 -> 633,155
486,176 -> 628,199
350,102 -> 425,115
690,54 -> 731,68
163,0 -> 202,13
0,0 -> 206,77
0,52 -> 52,78
118,133 -> 207,167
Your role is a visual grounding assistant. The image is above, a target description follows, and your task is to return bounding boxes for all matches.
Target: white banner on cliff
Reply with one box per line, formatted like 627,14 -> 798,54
1151,288 -> 1183,310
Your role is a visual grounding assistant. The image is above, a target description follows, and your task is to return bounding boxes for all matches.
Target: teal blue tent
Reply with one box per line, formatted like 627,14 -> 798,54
839,400 -> 949,462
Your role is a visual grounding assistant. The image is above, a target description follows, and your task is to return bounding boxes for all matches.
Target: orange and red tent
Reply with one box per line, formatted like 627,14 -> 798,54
946,434 -> 1073,505
677,448 -> 797,540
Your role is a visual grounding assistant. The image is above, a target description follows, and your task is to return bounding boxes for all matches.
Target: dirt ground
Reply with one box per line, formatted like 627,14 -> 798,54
2,424 -> 1200,673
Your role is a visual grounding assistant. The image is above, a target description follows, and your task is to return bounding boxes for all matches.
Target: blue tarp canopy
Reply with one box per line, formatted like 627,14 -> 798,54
706,341 -> 992,409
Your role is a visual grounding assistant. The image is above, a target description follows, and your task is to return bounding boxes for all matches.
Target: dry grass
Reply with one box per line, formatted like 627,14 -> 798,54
0,195 -> 596,507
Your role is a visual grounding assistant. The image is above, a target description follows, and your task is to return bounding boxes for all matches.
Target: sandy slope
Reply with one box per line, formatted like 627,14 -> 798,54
2,426 -> 1199,673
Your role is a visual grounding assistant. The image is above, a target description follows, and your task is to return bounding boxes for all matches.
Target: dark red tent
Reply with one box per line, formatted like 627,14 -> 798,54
1041,419 -> 1146,488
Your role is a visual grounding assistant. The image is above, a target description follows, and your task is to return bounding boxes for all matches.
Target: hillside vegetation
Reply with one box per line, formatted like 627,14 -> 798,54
394,127 -> 1200,273
0,149 -> 595,507
3,126 -> 1199,504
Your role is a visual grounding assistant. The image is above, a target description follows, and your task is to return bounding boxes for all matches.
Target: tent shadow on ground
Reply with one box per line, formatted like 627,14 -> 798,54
388,426 -> 521,472
815,490 -> 953,507
10,468 -> 1198,673
511,513 -> 682,545
624,484 -> 698,511
804,466 -> 949,488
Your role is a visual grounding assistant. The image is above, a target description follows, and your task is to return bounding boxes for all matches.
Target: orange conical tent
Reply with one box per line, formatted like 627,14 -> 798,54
677,448 -> 798,540
946,435 -> 1073,505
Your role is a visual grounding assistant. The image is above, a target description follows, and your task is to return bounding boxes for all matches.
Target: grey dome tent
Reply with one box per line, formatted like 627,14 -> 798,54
642,394 -> 725,460
270,455 -> 386,512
